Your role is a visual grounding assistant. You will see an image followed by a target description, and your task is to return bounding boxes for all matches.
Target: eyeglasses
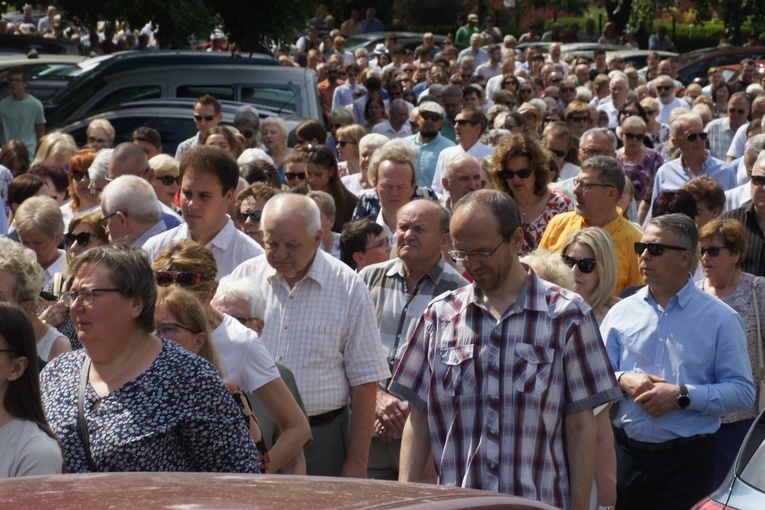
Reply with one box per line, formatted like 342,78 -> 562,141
573,178 -> 614,191
561,254 -> 597,273
449,239 -> 506,262
560,87 -> 575,93
285,171 -> 306,180
337,140 -> 357,147
700,246 -> 729,257
0,348 -> 17,355
547,147 -> 567,158
550,77 -> 562,83
155,271 -> 215,287
156,175 -> 181,186
155,322 -> 197,338
455,119 -> 476,126
71,170 -> 88,181
569,115 -> 589,123
656,85 -> 672,92
420,112 -> 442,122
624,132 -> 645,141
65,232 -> 95,248
63,287 -> 120,307
684,131 -> 708,142
751,175 -> 765,186
620,109 -> 639,117
580,148 -> 610,157
728,108 -> 747,115
99,211 -> 119,228
231,316 -> 256,326
634,242 -> 688,256
644,109 -> 658,115
238,211 -> 263,223
241,130 -> 255,139
461,74 -> 472,79
409,121 -> 419,128
498,168 -> 533,180
362,237 -> 391,252
521,89 -> 534,94
194,114 -> 216,122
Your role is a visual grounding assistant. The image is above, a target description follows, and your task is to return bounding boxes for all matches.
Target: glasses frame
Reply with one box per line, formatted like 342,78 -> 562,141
561,254 -> 597,273
71,170 -> 88,181
634,242 -> 689,256
156,175 -> 182,186
449,238 -> 506,263
99,211 -> 118,228
684,131 -> 708,142
64,231 -> 94,248
238,211 -> 263,223
155,322 -> 197,338
362,237 -> 391,252
573,178 -> 615,191
155,271 -> 215,287
64,288 -> 121,307
700,246 -> 728,257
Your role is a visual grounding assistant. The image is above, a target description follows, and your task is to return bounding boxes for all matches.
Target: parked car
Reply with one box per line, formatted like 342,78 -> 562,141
44,55 -> 320,128
56,99 -> 303,156
677,46 -> 765,85
345,31 -> 466,55
692,409 -> 765,509
0,32 -> 83,55
0,472 -> 560,509
605,49 -> 678,69
0,53 -> 85,101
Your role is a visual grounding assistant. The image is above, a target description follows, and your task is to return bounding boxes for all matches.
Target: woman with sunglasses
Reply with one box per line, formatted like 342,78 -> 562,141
40,210 -> 109,350
335,124 -> 366,178
0,302 -> 63,478
59,149 -> 98,231
489,133 -> 572,256
234,182 -> 280,247
696,218 -> 764,486
149,154 -> 181,214
515,81 -> 539,106
616,116 -> 664,203
152,240 -> 310,473
41,244 -> 261,473
302,144 -> 358,232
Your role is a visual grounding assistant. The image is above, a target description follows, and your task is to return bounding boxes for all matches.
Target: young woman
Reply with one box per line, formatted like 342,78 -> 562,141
303,144 -> 358,232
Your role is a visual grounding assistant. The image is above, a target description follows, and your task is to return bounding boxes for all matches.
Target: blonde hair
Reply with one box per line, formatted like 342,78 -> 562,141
15,195 -> 64,239
151,240 -> 218,302
520,249 -> 576,291
34,132 -> 77,165
562,227 -> 619,311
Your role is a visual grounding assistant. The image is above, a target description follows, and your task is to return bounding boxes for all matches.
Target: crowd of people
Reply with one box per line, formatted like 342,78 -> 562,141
2,7 -> 765,510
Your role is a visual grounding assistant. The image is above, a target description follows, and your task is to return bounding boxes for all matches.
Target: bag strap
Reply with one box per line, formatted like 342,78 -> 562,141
78,356 -> 97,471
751,278 -> 764,380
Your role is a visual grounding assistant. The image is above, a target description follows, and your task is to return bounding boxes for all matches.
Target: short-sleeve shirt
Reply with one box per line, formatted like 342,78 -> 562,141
0,95 -> 45,156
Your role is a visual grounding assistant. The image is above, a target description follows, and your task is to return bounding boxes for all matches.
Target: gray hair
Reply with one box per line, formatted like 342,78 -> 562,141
368,138 -> 418,183
308,189 -> 336,218
87,118 -> 115,143
101,175 -> 161,225
647,213 -> 699,252
581,156 -> 626,195
670,112 -> 703,139
237,148 -> 274,167
580,128 -> 617,151
329,107 -> 355,126
15,195 -> 64,239
214,275 -> 265,320
621,115 -> 647,132
233,104 -> 260,130
0,237 -> 44,304
358,133 -> 389,154
261,116 -> 289,143
575,86 -> 592,102
444,153 -> 481,181
89,148 -> 114,180
746,134 -> 765,160
260,193 -> 322,236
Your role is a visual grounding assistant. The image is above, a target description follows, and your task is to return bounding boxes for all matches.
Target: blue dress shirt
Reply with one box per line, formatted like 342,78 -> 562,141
650,152 -> 737,208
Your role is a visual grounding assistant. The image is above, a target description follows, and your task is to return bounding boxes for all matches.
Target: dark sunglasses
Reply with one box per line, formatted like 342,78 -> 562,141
337,140 -> 357,147
550,77 -> 562,83
656,85 -> 672,92
569,115 -> 589,123
455,119 -> 476,126
238,211 -> 263,223
71,170 -> 88,181
194,114 -> 216,122
461,73 -> 472,79
498,168 -> 533,180
502,81 -> 515,86
285,171 -> 306,180
241,130 -> 255,138
64,231 -> 94,248
624,132 -> 645,141
156,175 -> 181,186
684,131 -> 708,142
232,316 -> 254,325
420,112 -> 442,122
560,87 -> 575,93
700,246 -> 728,257
620,109 -> 639,117
561,254 -> 597,273
728,108 -> 747,115
644,109 -> 658,115
546,144 -> 567,157
155,271 -> 214,287
751,175 -> 765,186
634,242 -> 688,256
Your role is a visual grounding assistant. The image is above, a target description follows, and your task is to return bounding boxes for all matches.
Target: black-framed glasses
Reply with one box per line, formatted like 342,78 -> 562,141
156,175 -> 181,186
64,232 -> 94,248
573,178 -> 614,191
285,171 -> 306,180
155,322 -> 197,338
194,114 -> 216,122
71,170 -> 88,181
337,140 -> 357,147
99,211 -> 119,228
728,108 -> 747,115
656,85 -> 672,91
620,109 -> 639,117
241,130 -> 255,139
362,237 -> 391,252
63,288 -> 121,307
155,271 -> 215,287
547,147 -> 567,158
560,87 -> 575,93
498,168 -> 533,180
455,119 -> 476,126
580,148 -> 610,157
238,211 -> 263,223
569,115 -> 589,123
700,246 -> 729,257
449,239 -> 506,262
634,242 -> 688,256
232,316 -> 256,325
0,348 -> 18,354
624,132 -> 645,141
550,77 -> 562,83
561,254 -> 597,273
420,112 -> 442,122
751,175 -> 765,186
684,131 -> 708,142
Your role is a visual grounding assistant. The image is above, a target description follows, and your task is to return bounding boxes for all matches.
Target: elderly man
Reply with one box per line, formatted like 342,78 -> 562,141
144,146 -> 263,279
724,134 -> 765,211
546,43 -> 569,77
391,189 -> 620,509
726,95 -> 765,163
541,156 -> 643,295
100,175 -> 166,247
458,33 -> 489,67
705,92 -> 751,160
230,193 -> 390,477
431,107 -> 494,198
405,102 -> 455,187
360,199 -> 467,480
597,73 -> 629,129
650,113 -> 737,210
372,99 -> 411,139
721,151 -> 765,276
175,94 -> 222,160
602,213 -> 754,509
654,75 -> 688,125
441,153 -> 483,210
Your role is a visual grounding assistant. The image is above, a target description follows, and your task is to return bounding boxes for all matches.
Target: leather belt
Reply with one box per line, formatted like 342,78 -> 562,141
309,406 -> 347,426
616,427 -> 710,453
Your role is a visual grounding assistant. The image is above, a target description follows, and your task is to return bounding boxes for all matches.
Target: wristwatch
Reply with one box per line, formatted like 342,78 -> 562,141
677,384 -> 690,409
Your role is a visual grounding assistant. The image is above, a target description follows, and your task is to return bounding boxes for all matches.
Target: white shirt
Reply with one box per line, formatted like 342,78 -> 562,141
597,101 -> 620,129
143,217 -> 263,279
727,122 -> 749,160
44,251 -> 66,289
431,141 -> 495,198
658,97 -> 690,125
371,120 -> 411,139
724,184 -> 751,213
212,314 -> 280,392
230,252 -> 390,416
559,162 -> 580,181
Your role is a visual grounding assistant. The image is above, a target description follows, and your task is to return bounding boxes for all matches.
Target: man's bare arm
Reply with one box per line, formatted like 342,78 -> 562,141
565,408 -> 598,510
339,381 -> 377,478
398,405 -> 431,482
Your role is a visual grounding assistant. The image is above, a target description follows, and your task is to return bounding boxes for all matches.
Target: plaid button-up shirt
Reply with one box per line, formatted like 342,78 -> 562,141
389,269 -> 621,509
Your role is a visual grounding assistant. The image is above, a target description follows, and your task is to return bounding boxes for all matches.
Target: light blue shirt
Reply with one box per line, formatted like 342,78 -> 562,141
601,279 -> 755,443
405,132 -> 455,188
650,152 -> 737,208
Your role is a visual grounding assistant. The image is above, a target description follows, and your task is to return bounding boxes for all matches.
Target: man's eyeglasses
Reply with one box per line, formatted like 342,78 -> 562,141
700,246 -> 728,257
547,147 -> 567,158
241,130 -> 255,139
580,148 -> 610,158
751,175 -> 765,186
569,115 -> 589,123
285,171 -> 306,180
560,87 -> 575,93
550,77 -> 562,83
450,239 -> 506,263
156,175 -> 181,186
620,109 -> 639,117
561,254 -> 597,273
155,271 -> 215,287
420,112 -> 442,122
656,85 -> 672,92
238,211 -> 263,223
634,242 -> 688,256
728,108 -> 748,115
455,119 -> 476,126
63,288 -> 120,307
573,179 -> 614,191
461,73 -> 472,79
362,237 -> 391,252
194,114 -> 216,122
684,131 -> 708,142
99,211 -> 119,228
71,170 -> 88,181
624,132 -> 645,141
337,140 -> 357,147
155,322 -> 197,338
64,232 -> 95,248
498,168 -> 533,180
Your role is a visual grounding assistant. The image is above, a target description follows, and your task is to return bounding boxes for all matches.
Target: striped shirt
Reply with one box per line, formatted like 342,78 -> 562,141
721,202 -> 765,277
389,269 -> 621,509
360,256 -> 468,379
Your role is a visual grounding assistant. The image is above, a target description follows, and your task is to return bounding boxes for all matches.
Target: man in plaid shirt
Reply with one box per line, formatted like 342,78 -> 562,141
390,189 -> 621,510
